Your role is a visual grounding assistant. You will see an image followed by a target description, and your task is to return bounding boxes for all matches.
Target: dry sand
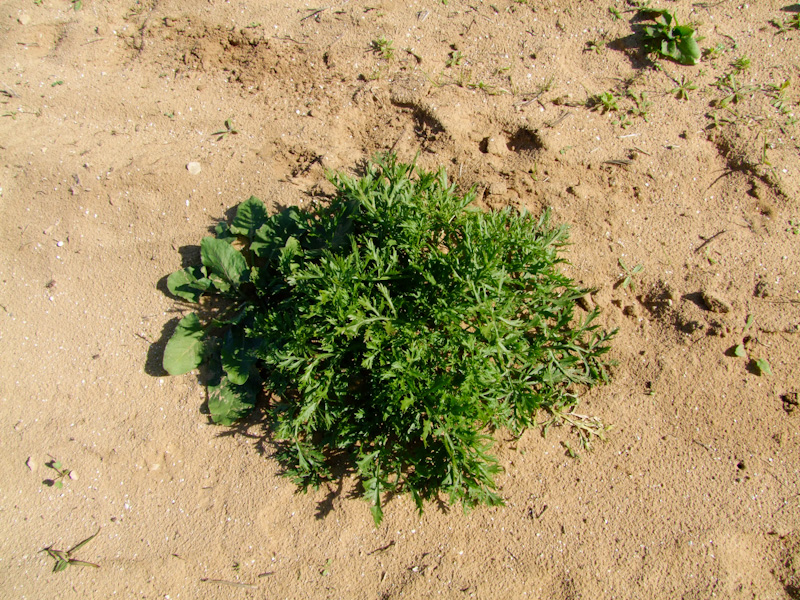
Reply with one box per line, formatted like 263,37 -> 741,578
1,0 -> 799,598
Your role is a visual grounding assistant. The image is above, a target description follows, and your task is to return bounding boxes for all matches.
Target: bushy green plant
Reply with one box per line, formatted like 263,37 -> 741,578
162,155 -> 614,524
640,9 -> 700,65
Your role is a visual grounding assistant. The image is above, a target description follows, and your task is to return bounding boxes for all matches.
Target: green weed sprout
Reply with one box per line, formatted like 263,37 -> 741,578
162,155 -> 615,524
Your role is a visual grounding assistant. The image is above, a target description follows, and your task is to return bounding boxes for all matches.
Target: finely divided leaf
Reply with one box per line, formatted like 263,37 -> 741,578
163,313 -> 205,375
230,196 -> 269,240
208,374 -> 259,425
167,266 -> 212,303
201,236 -> 248,288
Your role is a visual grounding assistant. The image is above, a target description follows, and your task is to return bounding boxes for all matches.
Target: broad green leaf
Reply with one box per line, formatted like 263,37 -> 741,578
167,266 -> 212,302
733,344 -> 746,358
215,221 -> 237,243
208,374 -> 258,425
754,358 -> 772,376
230,196 -> 269,239
163,313 -> 205,375
201,237 -> 248,288
220,327 -> 257,385
676,35 -> 700,65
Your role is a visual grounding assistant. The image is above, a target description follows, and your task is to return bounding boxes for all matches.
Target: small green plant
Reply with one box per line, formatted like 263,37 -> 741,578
609,6 -> 622,21
703,43 -> 726,60
161,155 -> 615,524
71,0 -> 82,10
445,50 -> 464,67
787,219 -> 800,235
211,119 -> 238,141
771,13 -> 800,33
731,56 -> 751,74
712,73 -> 759,108
670,75 -> 697,100
617,258 -> 643,291
628,90 -> 652,121
371,37 -> 394,60
592,91 -> 620,113
41,530 -> 100,572
585,39 -> 606,54
43,456 -> 71,489
639,9 -> 701,65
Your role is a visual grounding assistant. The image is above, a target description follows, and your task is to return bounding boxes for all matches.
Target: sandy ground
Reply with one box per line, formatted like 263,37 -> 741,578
1,0 -> 799,598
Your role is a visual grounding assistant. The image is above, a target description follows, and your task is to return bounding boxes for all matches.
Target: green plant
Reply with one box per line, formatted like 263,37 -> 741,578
628,90 -> 652,121
670,75 -> 697,100
640,9 -> 701,65
371,37 -> 394,60
712,72 -> 759,108
592,91 -> 620,113
445,50 -> 464,68
161,155 -> 615,524
71,0 -> 82,10
787,219 -> 800,235
43,455 -> 71,489
617,258 -> 643,291
731,56 -> 751,73
211,119 -> 238,141
41,530 -> 100,572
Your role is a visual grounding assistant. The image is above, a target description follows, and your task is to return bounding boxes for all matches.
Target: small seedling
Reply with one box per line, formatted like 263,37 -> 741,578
371,37 -> 394,60
771,13 -> 800,33
617,258 -> 643,291
320,559 -> 332,576
787,219 -> 800,235
211,119 -> 238,141
702,43 -> 726,61
445,50 -> 464,67
585,39 -> 606,54
43,455 -> 71,489
592,91 -> 620,113
712,72 -> 759,108
40,530 -> 100,572
51,80 -> 64,87
731,314 -> 754,358
609,6 -> 622,21
639,9 -> 700,65
670,75 -> 697,100
628,90 -> 652,121
617,114 -> 632,129
731,56 -> 751,74
766,78 -> 791,114
753,357 -> 772,376
71,0 -> 82,10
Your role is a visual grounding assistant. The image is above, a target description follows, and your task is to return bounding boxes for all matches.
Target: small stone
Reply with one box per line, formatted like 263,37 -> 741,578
18,13 -> 32,26
701,290 -> 732,313
68,470 -> 78,481
186,162 -> 201,175
26,457 -> 37,471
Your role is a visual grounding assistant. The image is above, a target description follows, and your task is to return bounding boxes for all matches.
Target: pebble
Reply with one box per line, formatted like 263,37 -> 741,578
18,13 -> 31,26
26,456 -> 37,471
186,162 -> 201,175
